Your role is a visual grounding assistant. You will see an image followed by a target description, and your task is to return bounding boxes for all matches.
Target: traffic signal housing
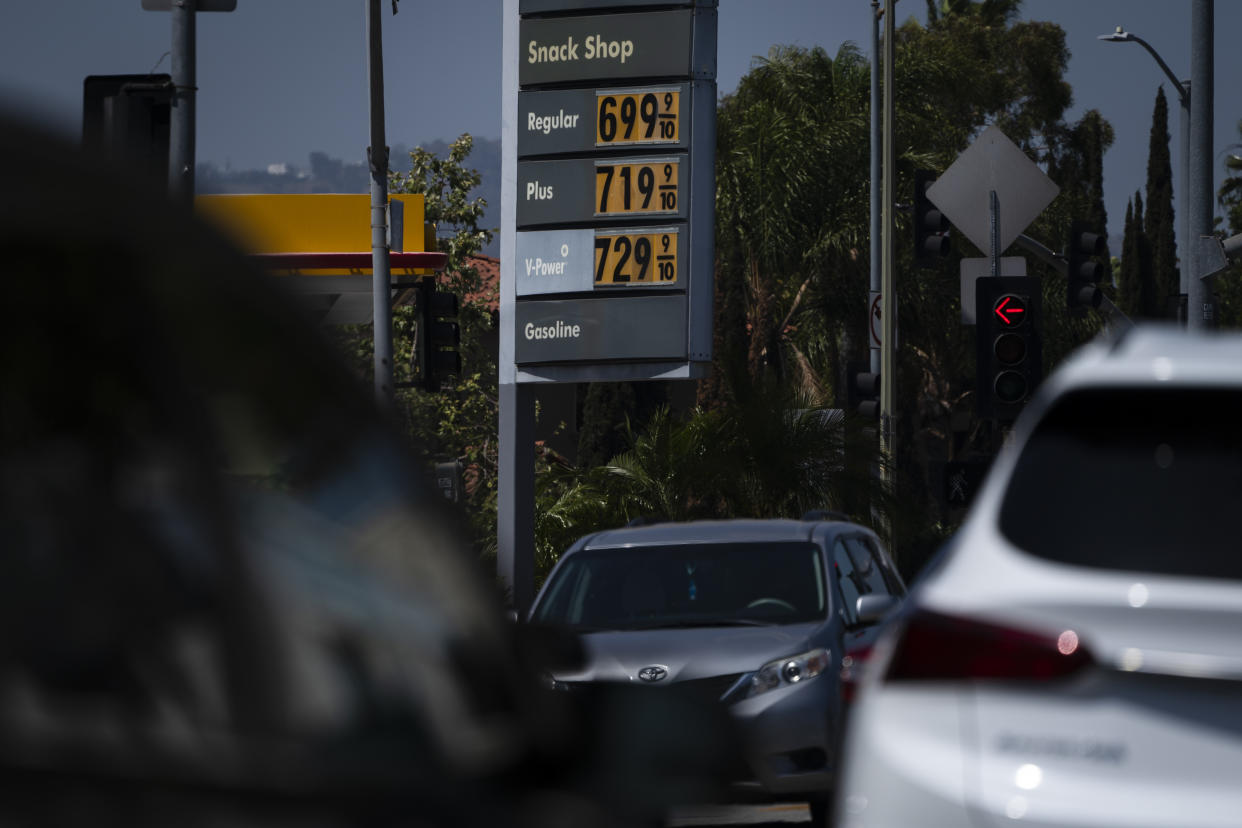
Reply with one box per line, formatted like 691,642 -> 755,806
1066,220 -> 1106,312
914,169 -> 950,268
83,74 -> 172,187
415,276 -> 461,391
848,368 -> 881,421
976,276 -> 1042,422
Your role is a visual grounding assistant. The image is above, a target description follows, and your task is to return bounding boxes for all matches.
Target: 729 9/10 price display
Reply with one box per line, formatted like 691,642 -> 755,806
596,89 -> 679,146
594,229 -> 678,286
595,160 -> 679,216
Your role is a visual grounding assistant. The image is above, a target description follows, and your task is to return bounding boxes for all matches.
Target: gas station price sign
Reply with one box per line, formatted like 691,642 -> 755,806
595,159 -> 679,216
507,0 -> 716,373
593,227 -> 678,286
596,88 -> 679,146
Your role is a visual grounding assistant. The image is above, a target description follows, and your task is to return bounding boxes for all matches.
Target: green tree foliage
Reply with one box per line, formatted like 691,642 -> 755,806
706,5 -> 1108,569
388,135 -> 500,552
328,135 -> 500,555
326,5 -> 1129,585
630,388 -> 887,524
1144,87 -> 1179,319
533,385 -> 900,569
709,44 -> 872,407
1118,197 -> 1141,315
1214,121 -> 1242,326
576,381 -> 667,470
1117,191 -> 1157,320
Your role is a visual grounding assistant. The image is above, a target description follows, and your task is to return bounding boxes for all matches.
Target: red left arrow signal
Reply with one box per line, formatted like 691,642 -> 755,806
993,294 -> 1027,326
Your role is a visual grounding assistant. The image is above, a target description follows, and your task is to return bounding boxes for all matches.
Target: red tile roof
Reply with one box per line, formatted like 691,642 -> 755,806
464,254 -> 499,313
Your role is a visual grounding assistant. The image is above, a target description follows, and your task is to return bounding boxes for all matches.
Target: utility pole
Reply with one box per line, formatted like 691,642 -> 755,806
169,0 -> 195,203
870,0 -> 881,378
880,0 -> 896,491
1188,0 -> 1214,329
1179,79 -> 1190,323
366,0 -> 394,404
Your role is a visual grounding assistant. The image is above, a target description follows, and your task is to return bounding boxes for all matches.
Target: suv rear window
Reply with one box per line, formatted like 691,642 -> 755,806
999,388 -> 1242,580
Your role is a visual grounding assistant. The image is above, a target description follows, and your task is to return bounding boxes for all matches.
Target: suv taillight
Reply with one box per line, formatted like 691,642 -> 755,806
884,608 -> 1093,682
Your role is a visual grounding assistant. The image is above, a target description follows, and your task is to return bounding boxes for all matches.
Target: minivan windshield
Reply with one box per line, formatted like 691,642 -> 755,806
1000,388 -> 1242,581
531,542 -> 826,631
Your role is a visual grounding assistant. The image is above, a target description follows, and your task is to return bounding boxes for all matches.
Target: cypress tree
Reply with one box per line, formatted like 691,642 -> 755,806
1118,198 -> 1139,316
1144,87 -> 1179,318
1078,110 -> 1114,286
1078,110 -> 1112,239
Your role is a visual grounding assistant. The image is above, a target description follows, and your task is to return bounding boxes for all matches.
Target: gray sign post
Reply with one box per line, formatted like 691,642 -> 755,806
499,0 -> 717,613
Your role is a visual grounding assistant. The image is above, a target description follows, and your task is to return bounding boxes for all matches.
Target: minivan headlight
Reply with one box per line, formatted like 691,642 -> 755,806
745,648 -> 830,699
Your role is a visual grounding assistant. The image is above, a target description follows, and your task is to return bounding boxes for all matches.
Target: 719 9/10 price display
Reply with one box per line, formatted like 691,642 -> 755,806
596,89 -> 679,146
594,229 -> 678,286
595,160 -> 678,216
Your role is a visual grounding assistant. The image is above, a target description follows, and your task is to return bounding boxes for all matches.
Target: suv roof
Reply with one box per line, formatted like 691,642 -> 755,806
1035,325 -> 1242,400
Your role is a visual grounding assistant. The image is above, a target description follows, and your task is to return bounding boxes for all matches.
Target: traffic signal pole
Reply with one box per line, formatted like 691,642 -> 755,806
1013,233 -> 1134,333
169,0 -> 195,203
366,0 -> 394,405
880,0 -> 895,494
870,0 -> 881,378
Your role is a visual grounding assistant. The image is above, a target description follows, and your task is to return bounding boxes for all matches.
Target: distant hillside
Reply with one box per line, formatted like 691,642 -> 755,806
197,136 -> 502,257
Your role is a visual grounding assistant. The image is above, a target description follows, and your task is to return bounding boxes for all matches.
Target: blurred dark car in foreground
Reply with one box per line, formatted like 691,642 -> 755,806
836,327 -> 1242,828
530,517 -> 906,825
0,117 -> 731,828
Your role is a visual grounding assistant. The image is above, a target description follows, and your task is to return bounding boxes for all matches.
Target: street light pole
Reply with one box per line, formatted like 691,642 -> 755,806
1098,27 -> 1191,325
1189,0 -> 1215,329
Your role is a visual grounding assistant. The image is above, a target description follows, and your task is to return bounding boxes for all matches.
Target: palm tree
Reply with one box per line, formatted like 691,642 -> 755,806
711,45 -> 872,403
602,387 -> 892,531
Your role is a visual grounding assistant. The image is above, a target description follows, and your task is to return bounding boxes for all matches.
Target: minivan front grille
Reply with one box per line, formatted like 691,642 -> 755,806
558,672 -> 750,705
669,673 -> 749,705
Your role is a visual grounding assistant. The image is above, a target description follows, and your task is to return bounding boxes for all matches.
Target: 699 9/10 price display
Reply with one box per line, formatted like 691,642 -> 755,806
594,228 -> 679,286
596,88 -> 678,146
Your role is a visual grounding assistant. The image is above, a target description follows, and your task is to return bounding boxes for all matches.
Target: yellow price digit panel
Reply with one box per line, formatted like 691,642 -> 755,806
595,160 -> 679,216
594,229 -> 679,286
596,89 -> 679,146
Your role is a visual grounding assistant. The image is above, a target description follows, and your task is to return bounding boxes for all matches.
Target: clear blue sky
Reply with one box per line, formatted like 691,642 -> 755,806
2,1 -> 1239,247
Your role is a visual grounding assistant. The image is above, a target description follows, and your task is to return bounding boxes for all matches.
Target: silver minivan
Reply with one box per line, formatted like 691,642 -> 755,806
530,516 -> 905,824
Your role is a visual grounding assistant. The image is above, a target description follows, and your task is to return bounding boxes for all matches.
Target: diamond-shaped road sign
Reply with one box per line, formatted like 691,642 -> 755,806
926,125 -> 1059,255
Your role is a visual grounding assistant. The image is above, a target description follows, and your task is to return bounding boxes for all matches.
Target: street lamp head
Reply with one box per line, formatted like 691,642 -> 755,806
1097,26 -> 1134,42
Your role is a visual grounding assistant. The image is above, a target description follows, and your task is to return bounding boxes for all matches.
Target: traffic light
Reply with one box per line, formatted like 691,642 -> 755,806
976,276 -> 1042,422
914,169 -> 950,268
1066,220 -> 1106,311
83,74 -> 172,186
415,275 -> 461,391
848,368 -> 881,421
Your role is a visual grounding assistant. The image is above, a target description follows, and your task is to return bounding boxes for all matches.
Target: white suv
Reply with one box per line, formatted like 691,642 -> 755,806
835,326 -> 1242,828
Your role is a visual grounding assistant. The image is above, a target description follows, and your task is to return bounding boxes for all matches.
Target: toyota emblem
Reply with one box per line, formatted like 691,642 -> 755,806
637,665 -> 668,683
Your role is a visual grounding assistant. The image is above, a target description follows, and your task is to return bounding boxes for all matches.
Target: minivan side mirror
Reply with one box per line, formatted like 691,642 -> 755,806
856,594 -> 898,624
